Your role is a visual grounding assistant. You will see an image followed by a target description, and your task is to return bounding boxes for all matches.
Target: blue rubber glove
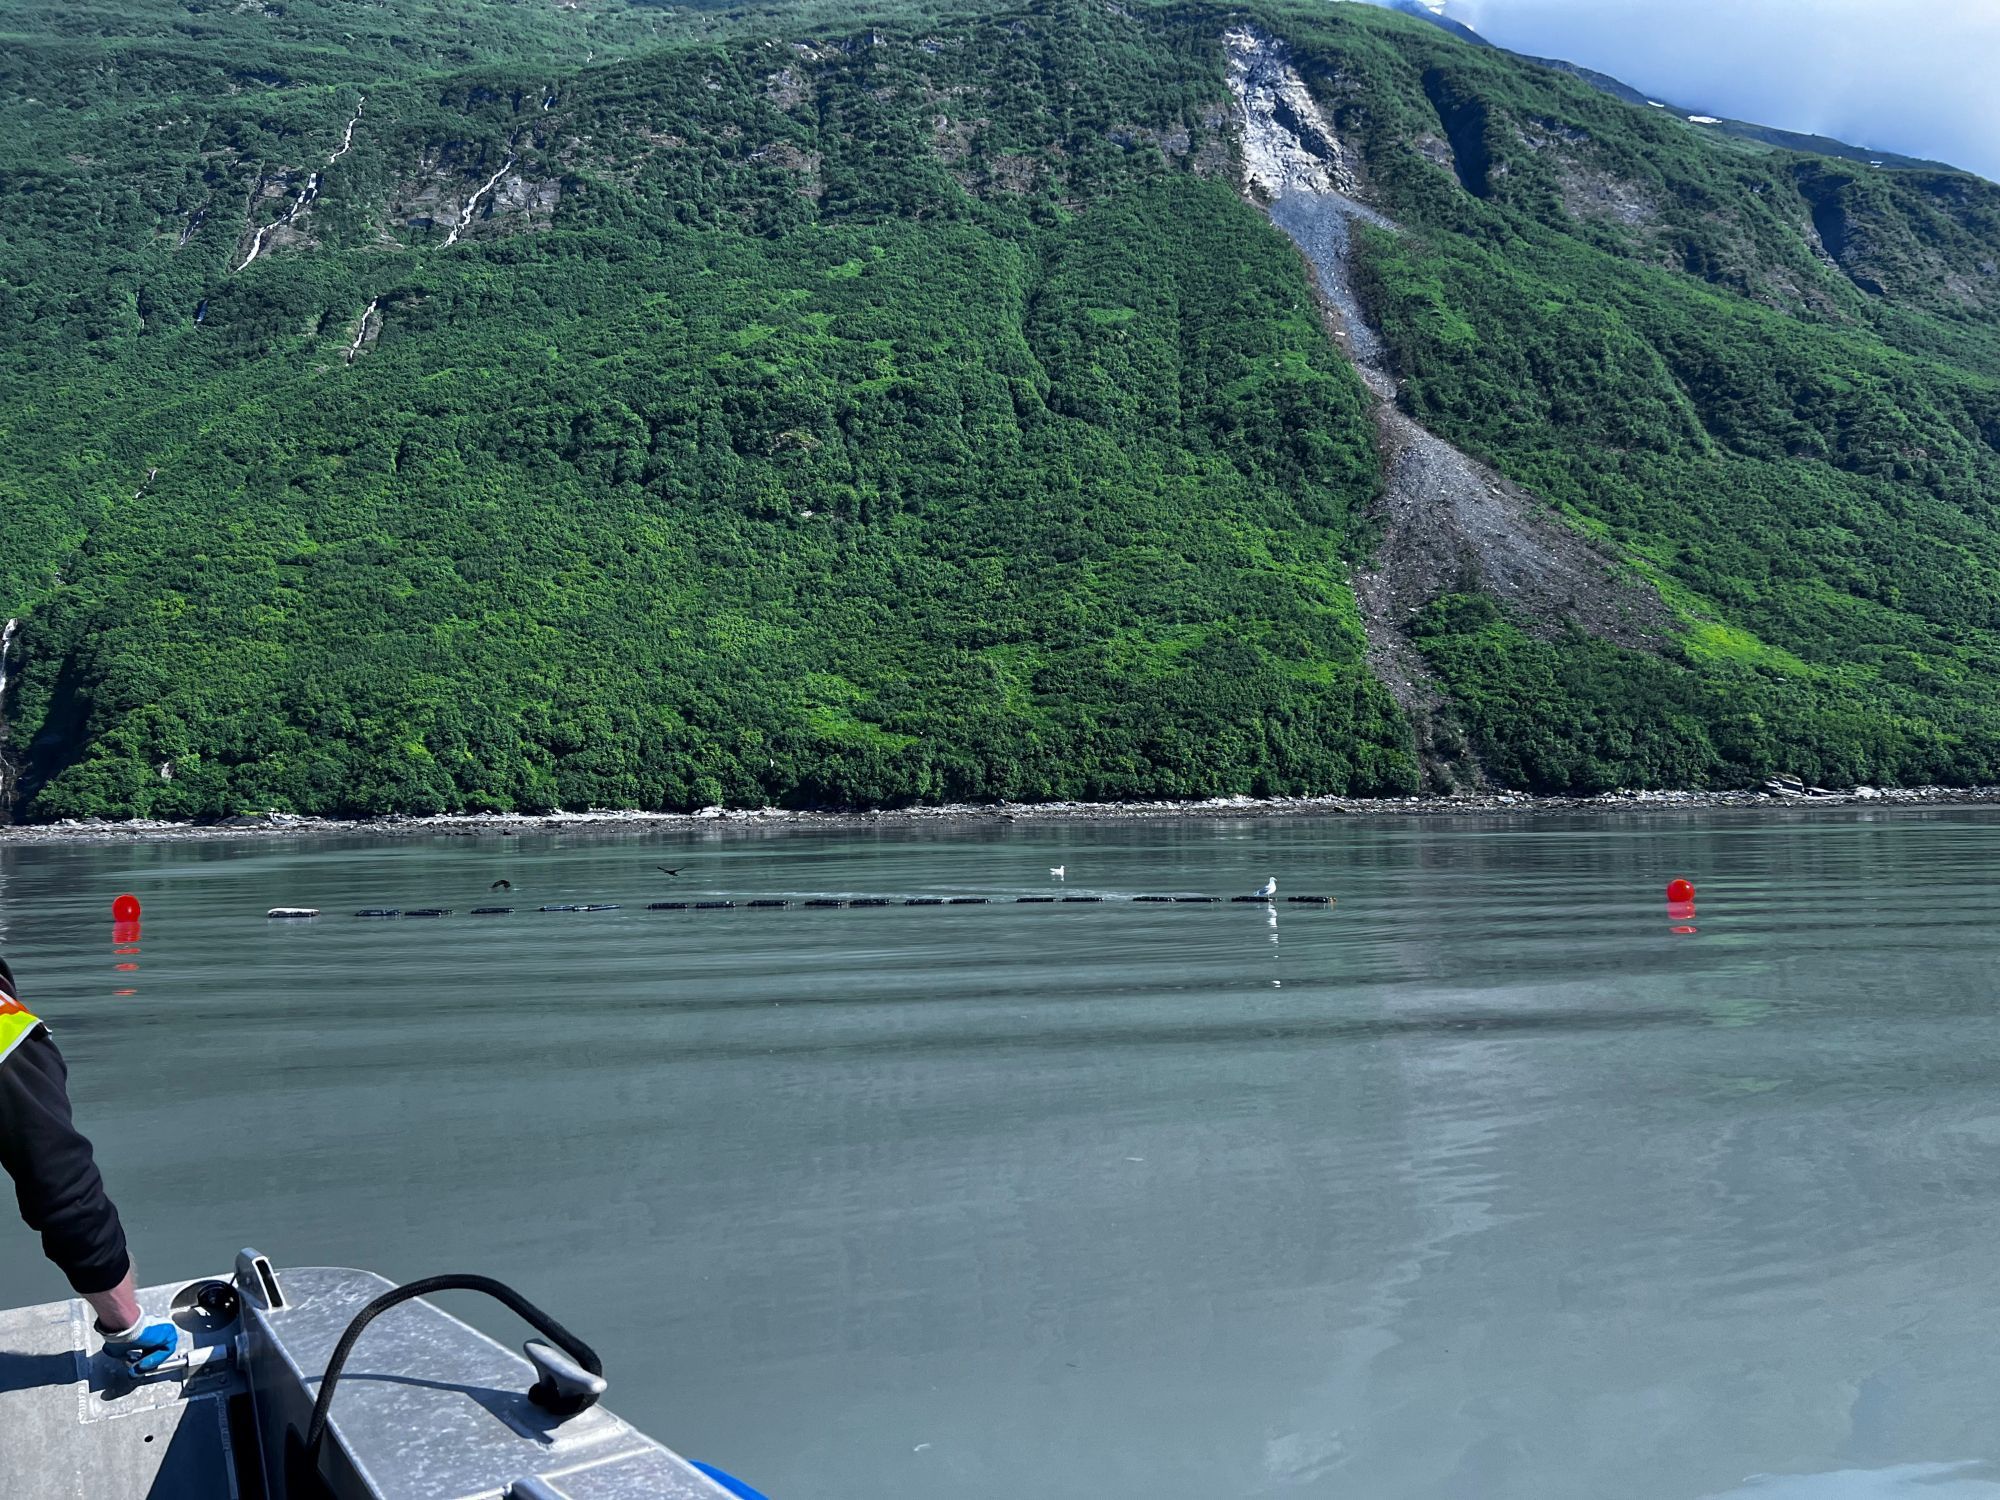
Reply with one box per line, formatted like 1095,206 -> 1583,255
98,1319 -> 179,1376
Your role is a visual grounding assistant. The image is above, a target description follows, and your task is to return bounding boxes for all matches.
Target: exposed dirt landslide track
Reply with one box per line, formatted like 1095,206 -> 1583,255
1226,27 -> 1670,759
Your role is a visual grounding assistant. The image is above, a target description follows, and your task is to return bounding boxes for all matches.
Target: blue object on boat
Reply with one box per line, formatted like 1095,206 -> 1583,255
693,1461 -> 772,1500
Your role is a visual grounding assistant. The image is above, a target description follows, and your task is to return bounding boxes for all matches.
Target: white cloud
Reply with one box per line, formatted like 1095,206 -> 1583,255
1440,0 -> 2000,180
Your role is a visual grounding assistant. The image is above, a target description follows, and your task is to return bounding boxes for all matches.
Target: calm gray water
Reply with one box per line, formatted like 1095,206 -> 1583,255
4,810 -> 2000,1499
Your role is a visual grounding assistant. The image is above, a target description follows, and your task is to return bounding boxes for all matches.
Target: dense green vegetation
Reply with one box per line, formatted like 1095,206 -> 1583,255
1253,1 -> 2000,789
0,0 -> 1413,815
2,0 -> 1999,815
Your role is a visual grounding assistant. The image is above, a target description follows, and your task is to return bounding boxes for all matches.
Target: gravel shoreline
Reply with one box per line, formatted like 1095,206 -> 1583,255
3,786 -> 1997,844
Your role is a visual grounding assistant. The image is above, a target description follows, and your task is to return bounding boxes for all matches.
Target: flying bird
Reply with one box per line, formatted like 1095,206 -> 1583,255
1050,865 -> 1065,879
656,866 -> 685,878
1254,876 -> 1277,899
490,879 -> 511,892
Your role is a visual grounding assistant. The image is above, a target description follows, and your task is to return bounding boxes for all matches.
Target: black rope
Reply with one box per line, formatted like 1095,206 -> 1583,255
303,1273 -> 603,1458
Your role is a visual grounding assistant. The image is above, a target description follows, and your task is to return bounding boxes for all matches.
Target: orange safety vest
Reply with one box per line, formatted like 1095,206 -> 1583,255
0,992 -> 41,1066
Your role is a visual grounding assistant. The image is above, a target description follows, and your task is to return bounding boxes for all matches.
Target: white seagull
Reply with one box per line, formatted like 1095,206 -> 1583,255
1050,865 -> 1066,879
1254,876 -> 1278,899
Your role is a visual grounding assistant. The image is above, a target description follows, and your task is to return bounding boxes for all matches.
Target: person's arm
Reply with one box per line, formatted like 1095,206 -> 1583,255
0,1024 -> 134,1297
81,1269 -> 144,1336
0,974 -> 176,1372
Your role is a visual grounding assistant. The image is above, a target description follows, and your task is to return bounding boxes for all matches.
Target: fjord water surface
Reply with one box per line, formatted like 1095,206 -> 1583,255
3,810 -> 2000,1500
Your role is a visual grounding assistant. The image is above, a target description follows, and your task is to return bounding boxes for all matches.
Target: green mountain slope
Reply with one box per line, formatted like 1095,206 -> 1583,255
1251,3 -> 2000,789
2,0 -> 1999,817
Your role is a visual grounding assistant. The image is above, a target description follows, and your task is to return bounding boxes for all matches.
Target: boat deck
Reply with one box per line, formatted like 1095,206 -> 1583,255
0,1277 -> 244,1498
1,1263 -> 743,1499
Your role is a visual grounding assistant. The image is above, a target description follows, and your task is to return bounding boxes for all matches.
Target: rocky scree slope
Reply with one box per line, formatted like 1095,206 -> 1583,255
1228,24 -> 1669,780
1224,1 -> 2000,795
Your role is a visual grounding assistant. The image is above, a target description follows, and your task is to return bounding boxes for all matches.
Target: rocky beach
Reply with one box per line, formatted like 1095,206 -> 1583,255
0,782 -> 1986,844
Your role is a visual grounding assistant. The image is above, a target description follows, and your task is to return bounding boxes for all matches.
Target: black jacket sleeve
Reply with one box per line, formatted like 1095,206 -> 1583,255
0,1001 -> 132,1296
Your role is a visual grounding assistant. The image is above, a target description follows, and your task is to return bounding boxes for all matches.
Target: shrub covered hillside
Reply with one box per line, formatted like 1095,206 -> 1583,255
1248,1 -> 2000,792
1,0 -> 1998,817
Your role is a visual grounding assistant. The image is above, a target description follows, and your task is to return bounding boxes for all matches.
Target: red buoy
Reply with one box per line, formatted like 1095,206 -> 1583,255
1665,879 -> 1695,903
112,893 -> 141,923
